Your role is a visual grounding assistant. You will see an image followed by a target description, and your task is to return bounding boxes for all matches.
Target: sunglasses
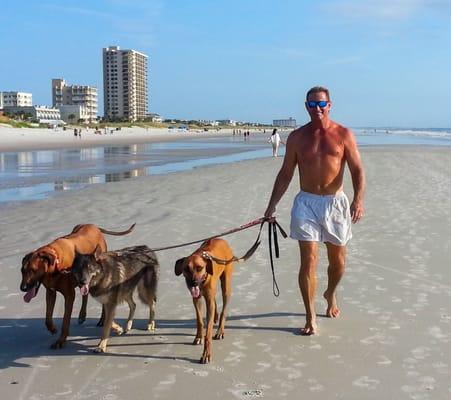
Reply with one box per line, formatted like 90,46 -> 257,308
306,100 -> 328,108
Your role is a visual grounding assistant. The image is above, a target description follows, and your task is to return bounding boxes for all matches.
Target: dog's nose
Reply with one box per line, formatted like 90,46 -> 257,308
20,283 -> 28,292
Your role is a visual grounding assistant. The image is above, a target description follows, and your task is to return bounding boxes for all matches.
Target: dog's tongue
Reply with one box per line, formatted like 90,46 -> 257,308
80,284 -> 89,296
23,287 -> 37,303
190,286 -> 200,298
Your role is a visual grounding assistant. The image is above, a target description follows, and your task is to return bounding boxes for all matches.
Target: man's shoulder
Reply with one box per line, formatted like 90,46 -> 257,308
329,121 -> 354,139
288,124 -> 309,138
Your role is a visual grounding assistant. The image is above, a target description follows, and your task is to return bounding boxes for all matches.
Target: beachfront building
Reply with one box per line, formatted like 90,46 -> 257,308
216,119 -> 237,126
0,91 -> 32,109
273,118 -> 296,128
147,112 -> 163,123
3,105 -> 62,125
52,79 -> 98,123
59,104 -> 91,124
103,46 -> 148,122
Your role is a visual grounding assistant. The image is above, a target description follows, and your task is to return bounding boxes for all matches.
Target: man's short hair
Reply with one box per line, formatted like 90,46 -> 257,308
306,86 -> 330,101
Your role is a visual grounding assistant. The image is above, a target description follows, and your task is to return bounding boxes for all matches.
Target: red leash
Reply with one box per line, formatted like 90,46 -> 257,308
150,217 -> 266,252
151,216 -> 287,297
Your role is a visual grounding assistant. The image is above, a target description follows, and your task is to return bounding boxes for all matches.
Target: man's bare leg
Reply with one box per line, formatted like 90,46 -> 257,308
324,242 -> 346,318
298,241 -> 319,335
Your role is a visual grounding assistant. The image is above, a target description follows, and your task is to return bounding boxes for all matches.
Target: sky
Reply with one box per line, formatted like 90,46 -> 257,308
1,0 -> 451,127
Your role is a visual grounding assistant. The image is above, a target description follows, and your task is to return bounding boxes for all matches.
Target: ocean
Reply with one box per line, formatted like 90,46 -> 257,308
1,128 -> 450,204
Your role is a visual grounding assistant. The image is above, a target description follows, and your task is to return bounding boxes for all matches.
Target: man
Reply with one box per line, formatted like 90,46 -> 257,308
264,86 -> 365,335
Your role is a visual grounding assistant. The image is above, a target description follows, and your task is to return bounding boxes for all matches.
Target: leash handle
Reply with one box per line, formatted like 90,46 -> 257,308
268,220 -> 280,297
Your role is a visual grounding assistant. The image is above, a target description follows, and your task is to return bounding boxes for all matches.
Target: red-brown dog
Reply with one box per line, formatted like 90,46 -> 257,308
20,223 -> 135,349
175,238 -> 235,364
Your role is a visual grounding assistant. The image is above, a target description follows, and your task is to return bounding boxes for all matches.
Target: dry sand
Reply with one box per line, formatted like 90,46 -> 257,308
1,145 -> 451,399
0,126 -> 249,152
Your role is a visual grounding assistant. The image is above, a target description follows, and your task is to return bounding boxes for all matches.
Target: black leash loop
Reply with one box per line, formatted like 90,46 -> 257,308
266,217 -> 287,297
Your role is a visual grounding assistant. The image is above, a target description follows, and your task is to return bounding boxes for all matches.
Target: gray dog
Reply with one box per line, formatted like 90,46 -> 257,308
72,245 -> 159,353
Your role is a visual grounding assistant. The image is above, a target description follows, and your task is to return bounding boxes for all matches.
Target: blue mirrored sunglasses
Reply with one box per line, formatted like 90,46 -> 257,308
306,100 -> 328,108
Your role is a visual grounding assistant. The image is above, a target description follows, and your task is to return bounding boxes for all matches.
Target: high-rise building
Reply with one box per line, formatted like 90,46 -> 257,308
103,46 -> 148,122
0,91 -> 32,109
273,117 -> 297,128
52,79 -> 98,123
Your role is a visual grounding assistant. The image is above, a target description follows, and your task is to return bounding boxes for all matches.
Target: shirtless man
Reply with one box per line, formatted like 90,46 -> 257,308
264,86 -> 365,335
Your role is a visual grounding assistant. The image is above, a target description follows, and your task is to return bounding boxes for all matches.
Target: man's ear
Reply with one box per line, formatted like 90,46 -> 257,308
174,257 -> 186,276
205,259 -> 213,275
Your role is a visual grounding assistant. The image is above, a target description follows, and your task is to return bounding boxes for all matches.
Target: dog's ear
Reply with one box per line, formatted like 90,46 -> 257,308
21,252 -> 33,268
174,257 -> 186,276
205,258 -> 214,275
38,251 -> 56,271
94,245 -> 103,261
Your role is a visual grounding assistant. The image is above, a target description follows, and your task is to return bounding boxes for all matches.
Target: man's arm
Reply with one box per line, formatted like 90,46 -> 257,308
344,129 -> 365,223
264,132 -> 298,218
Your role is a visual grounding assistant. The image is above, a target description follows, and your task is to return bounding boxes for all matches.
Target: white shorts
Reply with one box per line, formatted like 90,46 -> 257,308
290,191 -> 352,246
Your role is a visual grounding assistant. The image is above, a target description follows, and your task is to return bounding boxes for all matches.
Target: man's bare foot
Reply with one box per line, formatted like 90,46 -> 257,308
300,321 -> 317,335
324,290 -> 340,318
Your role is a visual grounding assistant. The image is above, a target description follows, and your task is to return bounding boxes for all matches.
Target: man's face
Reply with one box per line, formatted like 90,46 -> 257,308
305,91 -> 331,122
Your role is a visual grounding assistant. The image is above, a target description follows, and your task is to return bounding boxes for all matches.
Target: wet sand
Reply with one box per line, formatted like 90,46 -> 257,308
1,146 -> 451,399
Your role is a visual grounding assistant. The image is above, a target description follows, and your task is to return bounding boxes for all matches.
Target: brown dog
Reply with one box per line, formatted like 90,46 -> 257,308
20,223 -> 135,349
175,238 -> 235,364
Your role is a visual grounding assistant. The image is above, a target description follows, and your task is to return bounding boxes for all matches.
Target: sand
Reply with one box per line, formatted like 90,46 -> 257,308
0,126 -> 257,152
1,144 -> 451,399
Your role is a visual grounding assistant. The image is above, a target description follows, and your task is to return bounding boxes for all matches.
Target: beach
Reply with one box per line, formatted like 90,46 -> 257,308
0,126 -> 261,152
1,144 -> 451,399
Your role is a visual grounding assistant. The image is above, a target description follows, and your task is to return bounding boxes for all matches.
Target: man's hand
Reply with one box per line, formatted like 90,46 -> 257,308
350,200 -> 364,224
264,205 -> 276,219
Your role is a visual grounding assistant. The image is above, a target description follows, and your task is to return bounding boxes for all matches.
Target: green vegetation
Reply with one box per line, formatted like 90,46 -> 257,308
0,115 -> 36,128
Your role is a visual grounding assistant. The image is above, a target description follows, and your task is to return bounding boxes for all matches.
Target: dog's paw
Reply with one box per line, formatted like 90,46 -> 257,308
111,322 -> 124,335
50,339 -> 65,349
125,320 -> 133,333
93,346 -> 106,353
147,321 -> 156,331
213,332 -> 224,340
46,324 -> 58,335
193,337 -> 203,345
200,352 -> 211,364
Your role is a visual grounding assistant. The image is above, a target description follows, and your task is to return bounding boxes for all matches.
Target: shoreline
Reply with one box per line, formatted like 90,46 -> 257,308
0,126 -> 271,152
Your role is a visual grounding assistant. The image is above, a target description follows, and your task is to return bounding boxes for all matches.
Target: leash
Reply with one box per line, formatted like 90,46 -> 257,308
203,217 -> 287,297
151,217 -> 267,252
151,216 -> 287,297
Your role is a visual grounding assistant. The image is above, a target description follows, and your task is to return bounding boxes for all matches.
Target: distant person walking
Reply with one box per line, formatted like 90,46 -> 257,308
268,128 -> 284,157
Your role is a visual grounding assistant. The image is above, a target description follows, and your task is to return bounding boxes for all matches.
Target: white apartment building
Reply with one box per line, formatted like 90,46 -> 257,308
3,105 -> 62,124
103,46 -> 148,122
273,117 -> 297,128
0,91 -> 32,108
59,104 -> 91,123
52,79 -> 98,123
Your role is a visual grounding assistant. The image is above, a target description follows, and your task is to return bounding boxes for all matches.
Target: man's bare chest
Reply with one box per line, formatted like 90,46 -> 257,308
298,136 -> 344,160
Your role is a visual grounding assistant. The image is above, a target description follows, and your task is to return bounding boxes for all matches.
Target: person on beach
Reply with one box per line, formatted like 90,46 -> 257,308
264,86 -> 365,335
268,128 -> 285,157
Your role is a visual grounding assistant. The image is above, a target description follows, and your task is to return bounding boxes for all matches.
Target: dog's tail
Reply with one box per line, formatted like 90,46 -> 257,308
99,223 -> 136,236
202,238 -> 261,265
137,253 -> 159,306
